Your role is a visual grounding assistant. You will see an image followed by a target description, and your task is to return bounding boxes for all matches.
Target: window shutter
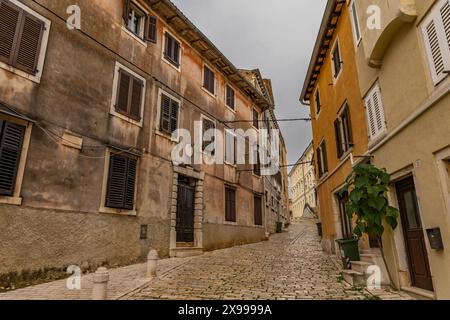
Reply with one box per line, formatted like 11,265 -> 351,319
145,15 -> 157,43
334,119 -> 343,158
372,85 -> 386,133
129,78 -> 143,121
0,120 -> 25,196
124,158 -> 137,210
170,99 -> 178,133
116,70 -> 131,114
106,154 -> 137,210
343,106 -> 353,147
202,118 -> 215,152
226,86 -> 235,109
0,0 -> 21,65
422,1 -> 450,85
254,196 -> 262,226
160,94 -> 171,133
106,155 -> 127,209
322,141 -> 328,173
14,13 -> 44,75
123,0 -> 130,22
316,147 -> 322,177
365,95 -> 377,138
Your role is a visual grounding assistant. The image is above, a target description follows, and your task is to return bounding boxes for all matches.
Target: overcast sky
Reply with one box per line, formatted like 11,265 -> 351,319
171,0 -> 327,165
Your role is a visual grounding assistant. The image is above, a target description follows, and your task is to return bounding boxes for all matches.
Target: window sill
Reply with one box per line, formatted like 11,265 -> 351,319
224,162 -> 237,168
99,206 -> 137,217
201,87 -> 217,99
225,104 -> 236,113
0,61 -> 41,84
155,129 -> 179,143
121,26 -> 147,47
368,131 -> 388,149
224,221 -> 237,225
162,56 -> 181,72
109,110 -> 143,127
0,196 -> 23,206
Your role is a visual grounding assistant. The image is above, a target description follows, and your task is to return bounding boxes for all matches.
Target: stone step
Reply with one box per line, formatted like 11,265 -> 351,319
350,261 -> 371,273
170,247 -> 204,258
341,270 -> 367,287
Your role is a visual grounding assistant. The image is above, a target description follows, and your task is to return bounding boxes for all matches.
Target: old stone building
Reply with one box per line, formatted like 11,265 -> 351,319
0,0 -> 285,275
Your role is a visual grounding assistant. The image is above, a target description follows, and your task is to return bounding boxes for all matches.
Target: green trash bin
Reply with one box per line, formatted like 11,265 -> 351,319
336,238 -> 360,269
275,222 -> 283,233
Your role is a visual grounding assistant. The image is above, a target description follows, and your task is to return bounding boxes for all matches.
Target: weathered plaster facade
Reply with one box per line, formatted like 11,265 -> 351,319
0,0 -> 280,275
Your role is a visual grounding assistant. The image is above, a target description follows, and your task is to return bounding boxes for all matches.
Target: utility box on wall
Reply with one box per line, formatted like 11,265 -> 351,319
426,228 -> 444,250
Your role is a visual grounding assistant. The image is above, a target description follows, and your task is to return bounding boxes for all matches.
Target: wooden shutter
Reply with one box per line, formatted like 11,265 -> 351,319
0,0 -> 21,65
422,1 -> 450,85
123,0 -> 130,22
315,89 -> 321,114
0,120 -> 25,196
333,43 -> 341,77
170,98 -> 178,133
254,196 -> 262,226
203,66 -> 214,94
116,69 -> 131,114
160,94 -> 171,133
145,15 -> 157,43
14,12 -> 44,74
106,154 -> 137,210
316,147 -> 322,177
225,187 -> 236,222
226,86 -> 235,109
334,119 -> 343,158
164,33 -> 180,66
322,141 -> 328,173
129,78 -> 143,121
342,106 -> 353,148
253,109 -> 259,128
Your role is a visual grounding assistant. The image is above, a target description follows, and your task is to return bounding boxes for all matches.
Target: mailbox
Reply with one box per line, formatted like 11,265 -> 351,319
426,228 -> 444,250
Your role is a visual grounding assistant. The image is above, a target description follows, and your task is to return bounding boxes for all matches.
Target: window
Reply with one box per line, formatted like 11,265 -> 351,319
254,195 -> 263,226
334,104 -> 353,158
314,87 -> 322,115
123,0 -> 157,42
202,116 -> 216,154
0,0 -> 48,76
253,144 -> 261,176
114,68 -> 144,122
225,85 -> 235,110
421,0 -> 450,85
0,119 -> 25,196
253,109 -> 259,129
203,65 -> 215,95
225,130 -> 236,165
316,140 -> 328,178
225,187 -> 236,222
364,82 -> 386,141
331,40 -> 342,79
159,92 -> 179,135
164,32 -> 180,67
349,0 -> 362,46
337,191 -> 353,239
105,153 -> 138,210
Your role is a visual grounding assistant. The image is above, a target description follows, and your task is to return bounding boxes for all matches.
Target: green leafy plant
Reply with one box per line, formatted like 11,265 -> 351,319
341,163 -> 400,286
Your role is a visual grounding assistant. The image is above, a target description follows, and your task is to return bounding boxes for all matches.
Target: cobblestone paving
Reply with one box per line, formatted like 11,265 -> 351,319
0,219 -> 413,300
123,220 -> 413,300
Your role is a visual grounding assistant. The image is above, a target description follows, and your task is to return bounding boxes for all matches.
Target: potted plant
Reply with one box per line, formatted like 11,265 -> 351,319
340,164 -> 400,284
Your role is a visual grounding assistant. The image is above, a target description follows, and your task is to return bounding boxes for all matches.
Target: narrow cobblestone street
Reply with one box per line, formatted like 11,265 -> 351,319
0,219 -> 413,300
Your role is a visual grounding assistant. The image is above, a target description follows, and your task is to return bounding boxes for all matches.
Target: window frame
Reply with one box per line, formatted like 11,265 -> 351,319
224,129 -> 236,166
100,149 -> 139,216
224,186 -> 237,223
225,84 -> 236,111
125,1 -> 147,40
0,0 -> 51,83
202,63 -> 216,97
200,114 -> 217,155
0,112 -> 32,206
331,38 -> 343,82
162,28 -> 182,71
110,61 -> 146,127
349,0 -> 362,47
156,88 -> 181,141
364,82 -> 387,142
420,0 -> 450,86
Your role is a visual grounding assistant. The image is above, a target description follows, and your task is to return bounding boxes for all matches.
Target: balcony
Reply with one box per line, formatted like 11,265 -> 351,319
360,0 -> 417,67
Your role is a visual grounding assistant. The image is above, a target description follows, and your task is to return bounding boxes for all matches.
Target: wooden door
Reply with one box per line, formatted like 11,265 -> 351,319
176,179 -> 195,243
396,177 -> 433,291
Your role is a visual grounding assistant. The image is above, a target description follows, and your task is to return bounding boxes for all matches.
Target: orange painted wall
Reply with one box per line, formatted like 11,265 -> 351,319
307,4 -> 369,251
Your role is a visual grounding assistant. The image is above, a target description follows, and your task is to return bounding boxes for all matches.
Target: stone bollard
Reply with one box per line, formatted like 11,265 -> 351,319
92,267 -> 109,300
147,249 -> 159,279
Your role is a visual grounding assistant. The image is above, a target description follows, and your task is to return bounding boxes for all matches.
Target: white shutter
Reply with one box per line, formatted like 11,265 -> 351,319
365,83 -> 386,140
421,0 -> 450,85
